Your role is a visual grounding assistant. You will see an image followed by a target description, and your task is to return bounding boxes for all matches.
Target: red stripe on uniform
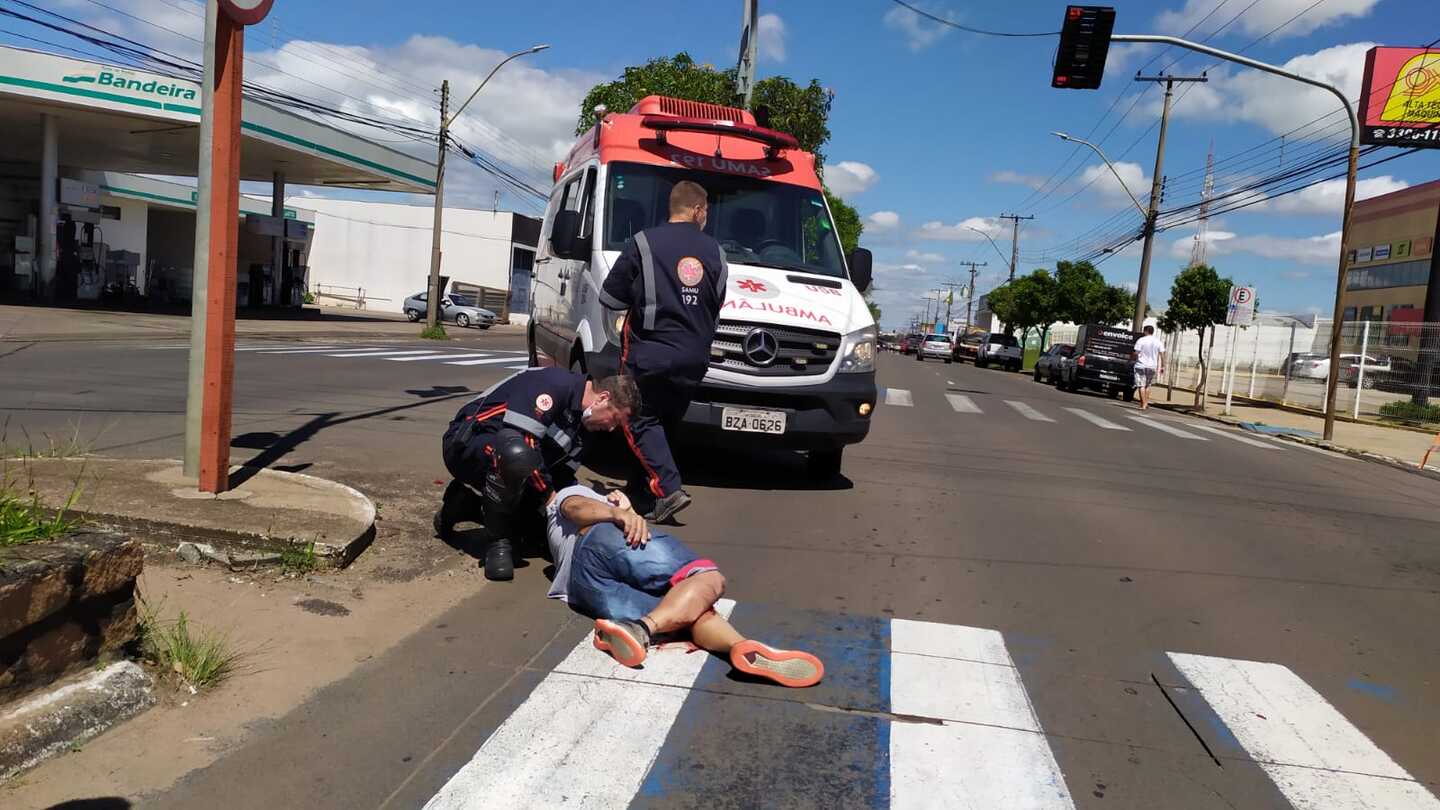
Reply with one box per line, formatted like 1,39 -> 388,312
621,420 -> 665,499
470,404 -> 507,422
668,559 -> 718,587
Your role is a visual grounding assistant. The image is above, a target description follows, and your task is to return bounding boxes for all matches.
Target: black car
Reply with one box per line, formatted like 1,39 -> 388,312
1057,324 -> 1138,401
1033,343 -> 1074,384
1344,356 -> 1440,396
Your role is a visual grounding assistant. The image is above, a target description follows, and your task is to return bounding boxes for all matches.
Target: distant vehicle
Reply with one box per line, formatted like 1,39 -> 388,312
1057,324 -> 1137,400
1342,356 -> 1437,394
961,332 -> 1022,371
1033,343 -> 1074,384
952,332 -> 984,363
1339,356 -> 1394,388
878,335 -> 901,352
1290,352 -> 1384,381
403,291 -> 496,329
916,333 -> 953,363
899,334 -> 923,355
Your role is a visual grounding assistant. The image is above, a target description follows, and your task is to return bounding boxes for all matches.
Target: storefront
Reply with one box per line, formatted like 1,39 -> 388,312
1343,179 -> 1440,342
0,44 -> 434,308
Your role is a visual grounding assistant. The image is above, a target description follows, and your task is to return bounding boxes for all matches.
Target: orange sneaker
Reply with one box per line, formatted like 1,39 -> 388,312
593,619 -> 649,668
729,640 -> 824,688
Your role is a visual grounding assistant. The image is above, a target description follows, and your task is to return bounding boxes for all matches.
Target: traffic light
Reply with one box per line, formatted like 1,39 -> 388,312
1052,6 -> 1116,90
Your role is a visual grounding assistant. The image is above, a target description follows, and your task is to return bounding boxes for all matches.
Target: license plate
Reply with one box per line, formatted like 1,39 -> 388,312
722,407 -> 786,434
1099,372 -> 1118,380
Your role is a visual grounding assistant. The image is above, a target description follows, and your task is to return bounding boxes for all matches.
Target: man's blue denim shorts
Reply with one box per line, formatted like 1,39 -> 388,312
567,523 -> 717,622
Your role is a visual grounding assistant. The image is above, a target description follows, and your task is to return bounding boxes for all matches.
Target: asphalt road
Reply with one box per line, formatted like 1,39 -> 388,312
4,338 -> 1439,809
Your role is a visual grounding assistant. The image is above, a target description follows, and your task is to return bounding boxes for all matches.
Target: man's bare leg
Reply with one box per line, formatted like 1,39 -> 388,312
1139,383 -> 1150,410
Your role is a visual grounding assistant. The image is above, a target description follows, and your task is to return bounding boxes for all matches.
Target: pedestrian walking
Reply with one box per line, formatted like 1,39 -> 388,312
598,180 -> 727,523
1132,325 -> 1166,411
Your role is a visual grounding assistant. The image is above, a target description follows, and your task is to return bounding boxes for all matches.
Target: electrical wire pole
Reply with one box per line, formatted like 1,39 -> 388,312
424,79 -> 449,331
1132,73 -> 1207,333
998,213 -> 1033,281
940,280 -> 965,331
955,260 -> 987,331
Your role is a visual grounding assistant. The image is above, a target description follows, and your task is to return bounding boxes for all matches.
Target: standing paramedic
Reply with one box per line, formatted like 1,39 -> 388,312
435,368 -> 639,581
599,180 -> 727,523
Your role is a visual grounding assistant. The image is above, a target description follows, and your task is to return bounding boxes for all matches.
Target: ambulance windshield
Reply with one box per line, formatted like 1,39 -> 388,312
603,163 -> 847,278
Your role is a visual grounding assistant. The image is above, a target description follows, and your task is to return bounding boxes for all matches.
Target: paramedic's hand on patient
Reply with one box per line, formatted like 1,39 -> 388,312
607,492 -> 651,548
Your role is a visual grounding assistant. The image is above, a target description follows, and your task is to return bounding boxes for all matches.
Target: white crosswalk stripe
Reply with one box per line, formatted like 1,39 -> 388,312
445,356 -> 532,366
323,349 -> 444,358
1063,408 -> 1130,430
945,393 -> 982,413
1005,400 -> 1055,422
1128,416 -> 1207,439
1181,422 -> 1284,449
384,352 -> 494,362
884,388 -> 914,407
257,346 -> 387,354
1169,653 -> 1440,809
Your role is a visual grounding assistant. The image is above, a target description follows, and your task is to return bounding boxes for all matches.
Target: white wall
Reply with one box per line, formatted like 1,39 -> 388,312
291,197 -> 519,313
96,194 -> 148,270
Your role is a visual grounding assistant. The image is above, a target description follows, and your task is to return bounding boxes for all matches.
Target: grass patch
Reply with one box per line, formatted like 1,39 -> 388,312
419,323 -> 448,340
280,540 -> 318,575
1379,400 -> 1440,423
138,598 -> 243,691
0,468 -> 83,548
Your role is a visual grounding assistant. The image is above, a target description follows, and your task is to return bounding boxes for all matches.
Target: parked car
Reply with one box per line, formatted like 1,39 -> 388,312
1339,355 -> 1394,388
1057,323 -> 1138,400
1341,356 -> 1440,395
958,332 -> 1022,371
916,333 -> 954,363
403,291 -> 496,329
1033,343 -> 1074,384
1289,352 -> 1381,381
899,334 -> 923,355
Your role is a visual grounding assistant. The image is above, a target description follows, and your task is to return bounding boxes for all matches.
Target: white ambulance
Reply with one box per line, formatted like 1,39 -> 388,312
528,96 -> 877,478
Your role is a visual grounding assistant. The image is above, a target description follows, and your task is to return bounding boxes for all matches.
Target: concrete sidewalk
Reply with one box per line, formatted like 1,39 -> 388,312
1158,398 -> 1440,475
10,457 -> 376,567
0,303 -> 524,343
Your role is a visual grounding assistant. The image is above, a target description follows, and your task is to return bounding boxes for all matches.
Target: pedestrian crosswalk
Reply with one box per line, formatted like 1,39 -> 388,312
879,387 -> 1288,449
143,343 -> 532,370
423,602 -> 1438,809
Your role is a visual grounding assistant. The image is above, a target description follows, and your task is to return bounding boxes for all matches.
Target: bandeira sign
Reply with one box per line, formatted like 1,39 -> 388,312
1359,46 -> 1440,148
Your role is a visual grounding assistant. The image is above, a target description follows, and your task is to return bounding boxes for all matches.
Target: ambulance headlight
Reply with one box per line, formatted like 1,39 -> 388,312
838,327 -> 876,373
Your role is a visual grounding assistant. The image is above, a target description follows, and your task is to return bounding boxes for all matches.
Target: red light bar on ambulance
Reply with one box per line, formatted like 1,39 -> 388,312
639,115 -> 800,153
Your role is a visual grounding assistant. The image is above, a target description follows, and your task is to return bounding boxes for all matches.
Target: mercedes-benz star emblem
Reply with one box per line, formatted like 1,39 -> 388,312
743,328 -> 780,366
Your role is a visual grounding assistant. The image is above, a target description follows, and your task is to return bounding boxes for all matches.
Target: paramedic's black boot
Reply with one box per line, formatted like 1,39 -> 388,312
484,535 -> 515,581
433,479 -> 471,541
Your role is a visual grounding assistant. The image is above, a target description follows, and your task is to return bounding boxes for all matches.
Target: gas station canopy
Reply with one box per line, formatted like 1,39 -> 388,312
0,45 -> 436,193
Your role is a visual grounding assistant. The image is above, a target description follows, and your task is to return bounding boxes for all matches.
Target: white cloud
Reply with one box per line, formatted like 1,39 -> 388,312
883,3 -> 953,51
1168,229 -> 1342,265
1255,175 -> 1409,216
1281,270 -> 1313,280
917,216 -> 1004,241
1078,161 -> 1150,210
756,13 -> 787,62
906,249 -> 947,263
988,170 -> 1047,190
867,210 -> 902,230
876,262 -> 928,275
1156,0 -> 1380,40
825,161 -> 879,196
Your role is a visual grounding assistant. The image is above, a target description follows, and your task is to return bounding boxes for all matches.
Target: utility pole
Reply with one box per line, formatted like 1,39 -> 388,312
955,260 -> 987,331
940,280 -> 965,331
1132,73 -> 1207,332
735,0 -> 758,107
425,79 -> 449,331
998,213 -> 1034,281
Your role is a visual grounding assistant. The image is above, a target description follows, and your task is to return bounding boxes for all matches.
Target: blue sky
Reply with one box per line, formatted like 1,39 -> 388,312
11,0 -> 1440,328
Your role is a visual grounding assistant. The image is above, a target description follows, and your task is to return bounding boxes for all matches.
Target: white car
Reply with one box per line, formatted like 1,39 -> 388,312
915,334 -> 953,363
1289,353 -> 1381,381
402,291 -> 496,329
528,94 -> 877,479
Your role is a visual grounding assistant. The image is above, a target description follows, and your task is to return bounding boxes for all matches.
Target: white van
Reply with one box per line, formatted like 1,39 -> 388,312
528,95 -> 877,478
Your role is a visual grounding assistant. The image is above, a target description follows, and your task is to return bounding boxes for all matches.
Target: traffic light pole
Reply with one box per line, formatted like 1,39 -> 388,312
1107,34 -> 1359,441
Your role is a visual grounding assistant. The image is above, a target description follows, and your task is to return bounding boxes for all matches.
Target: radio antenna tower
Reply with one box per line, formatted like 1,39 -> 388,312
1189,141 -> 1215,268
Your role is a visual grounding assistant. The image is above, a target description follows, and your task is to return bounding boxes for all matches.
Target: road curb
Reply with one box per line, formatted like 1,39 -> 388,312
1157,404 -> 1440,483
0,661 -> 155,781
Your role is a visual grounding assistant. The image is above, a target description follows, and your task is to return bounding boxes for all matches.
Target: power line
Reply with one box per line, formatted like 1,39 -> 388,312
886,0 -> 1059,38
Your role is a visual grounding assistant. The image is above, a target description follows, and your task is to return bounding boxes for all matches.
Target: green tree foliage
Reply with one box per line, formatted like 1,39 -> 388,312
1053,260 -> 1132,326
824,189 -> 862,255
1008,270 -> 1060,347
1157,263 -> 1232,408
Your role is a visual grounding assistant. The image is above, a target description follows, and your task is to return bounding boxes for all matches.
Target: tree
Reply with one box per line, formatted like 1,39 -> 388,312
985,283 -> 1018,333
1157,263 -> 1232,409
824,189 -> 862,255
1053,260 -> 1132,326
865,292 -> 882,325
1011,270 -> 1060,351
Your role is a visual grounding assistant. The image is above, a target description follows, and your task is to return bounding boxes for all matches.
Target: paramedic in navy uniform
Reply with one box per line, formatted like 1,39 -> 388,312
599,180 -> 727,523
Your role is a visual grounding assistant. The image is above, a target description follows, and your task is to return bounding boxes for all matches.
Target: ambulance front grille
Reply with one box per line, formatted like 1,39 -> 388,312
709,320 -> 839,377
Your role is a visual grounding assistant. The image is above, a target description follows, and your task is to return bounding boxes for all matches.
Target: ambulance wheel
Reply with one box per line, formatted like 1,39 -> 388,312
807,448 -> 843,480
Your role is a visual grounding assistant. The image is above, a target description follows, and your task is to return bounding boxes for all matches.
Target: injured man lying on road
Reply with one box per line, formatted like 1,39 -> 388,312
544,483 -> 824,688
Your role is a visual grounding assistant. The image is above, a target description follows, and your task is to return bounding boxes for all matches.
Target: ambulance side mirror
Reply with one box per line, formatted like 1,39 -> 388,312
848,247 -> 873,293
550,210 -> 591,260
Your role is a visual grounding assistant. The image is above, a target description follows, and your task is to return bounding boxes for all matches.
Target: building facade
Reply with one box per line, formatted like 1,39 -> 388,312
1343,179 -> 1440,337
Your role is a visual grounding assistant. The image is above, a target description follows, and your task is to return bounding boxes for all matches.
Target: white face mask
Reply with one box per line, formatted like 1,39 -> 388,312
582,406 -> 594,421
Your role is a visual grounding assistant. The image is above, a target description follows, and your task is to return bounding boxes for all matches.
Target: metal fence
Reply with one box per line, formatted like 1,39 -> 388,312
1159,319 -> 1440,421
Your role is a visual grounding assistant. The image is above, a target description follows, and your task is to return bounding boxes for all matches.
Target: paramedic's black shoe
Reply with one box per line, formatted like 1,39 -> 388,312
484,536 -> 515,581
433,479 -> 470,541
647,489 -> 692,524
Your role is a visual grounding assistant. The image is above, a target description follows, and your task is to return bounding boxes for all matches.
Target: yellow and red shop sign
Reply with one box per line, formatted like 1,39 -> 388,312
1360,46 -> 1440,147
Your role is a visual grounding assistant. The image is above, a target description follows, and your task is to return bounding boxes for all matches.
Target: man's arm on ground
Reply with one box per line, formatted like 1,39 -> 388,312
561,495 -> 650,547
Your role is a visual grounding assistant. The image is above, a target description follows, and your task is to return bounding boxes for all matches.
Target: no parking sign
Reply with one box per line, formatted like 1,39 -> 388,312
1226,285 -> 1255,325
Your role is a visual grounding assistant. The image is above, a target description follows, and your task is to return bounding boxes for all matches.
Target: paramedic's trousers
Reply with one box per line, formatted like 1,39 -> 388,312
623,373 -> 692,499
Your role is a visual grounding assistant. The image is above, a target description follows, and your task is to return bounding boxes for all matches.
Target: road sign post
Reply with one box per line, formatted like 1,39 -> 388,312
1223,286 -> 1254,415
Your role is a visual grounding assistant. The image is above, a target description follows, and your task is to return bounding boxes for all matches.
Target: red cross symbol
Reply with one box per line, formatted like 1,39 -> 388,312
738,279 -> 767,293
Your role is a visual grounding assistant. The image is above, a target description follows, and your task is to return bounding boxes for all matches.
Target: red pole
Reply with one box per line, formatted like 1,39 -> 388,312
198,15 -> 244,493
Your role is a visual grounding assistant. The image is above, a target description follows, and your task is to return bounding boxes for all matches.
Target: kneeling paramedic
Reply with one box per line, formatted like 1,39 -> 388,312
436,368 -> 639,581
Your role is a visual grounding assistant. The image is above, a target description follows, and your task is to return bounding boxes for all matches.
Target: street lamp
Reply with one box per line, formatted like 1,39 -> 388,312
1051,132 -> 1148,217
425,44 -> 551,330
967,226 -> 1012,267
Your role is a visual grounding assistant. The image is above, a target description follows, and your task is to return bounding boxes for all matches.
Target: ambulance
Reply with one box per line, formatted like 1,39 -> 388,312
528,95 -> 877,478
